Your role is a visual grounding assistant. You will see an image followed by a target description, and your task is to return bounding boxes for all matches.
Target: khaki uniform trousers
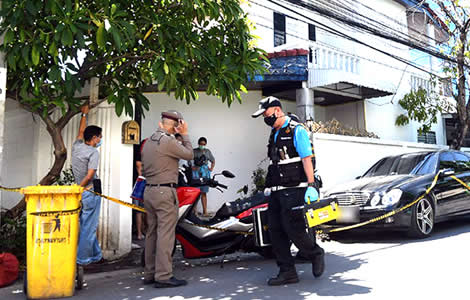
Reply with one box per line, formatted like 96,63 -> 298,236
144,186 -> 178,281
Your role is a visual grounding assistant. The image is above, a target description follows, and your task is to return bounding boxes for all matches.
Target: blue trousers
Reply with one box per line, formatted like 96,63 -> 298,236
77,191 -> 102,265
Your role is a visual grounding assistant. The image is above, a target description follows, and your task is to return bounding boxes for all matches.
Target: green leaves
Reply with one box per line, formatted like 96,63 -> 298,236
96,23 -> 106,49
396,85 -> 447,134
1,0 -> 266,123
61,28 -> 73,47
4,29 -> 14,44
31,44 -> 40,65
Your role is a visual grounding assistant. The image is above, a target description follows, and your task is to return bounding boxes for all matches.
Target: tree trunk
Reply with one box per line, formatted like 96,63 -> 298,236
451,31 -> 469,150
4,119 -> 68,219
451,119 -> 469,150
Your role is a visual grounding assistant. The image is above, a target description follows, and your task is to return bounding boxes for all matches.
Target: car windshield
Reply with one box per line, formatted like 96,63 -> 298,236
363,153 -> 436,177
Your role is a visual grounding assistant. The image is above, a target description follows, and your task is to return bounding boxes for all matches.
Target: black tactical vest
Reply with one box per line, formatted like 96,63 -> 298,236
265,119 -> 315,188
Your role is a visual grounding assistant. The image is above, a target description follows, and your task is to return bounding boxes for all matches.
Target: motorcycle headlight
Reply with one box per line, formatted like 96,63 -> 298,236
382,189 -> 402,207
370,194 -> 381,207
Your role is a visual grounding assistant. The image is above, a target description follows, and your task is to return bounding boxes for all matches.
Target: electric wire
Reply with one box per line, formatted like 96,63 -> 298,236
281,0 -> 461,65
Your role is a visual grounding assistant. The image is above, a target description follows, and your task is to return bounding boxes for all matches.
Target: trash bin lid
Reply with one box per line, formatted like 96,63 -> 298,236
0,252 -> 19,288
21,185 -> 84,195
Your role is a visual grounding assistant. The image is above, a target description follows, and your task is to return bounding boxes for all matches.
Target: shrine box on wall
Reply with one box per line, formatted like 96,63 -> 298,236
122,120 -> 140,144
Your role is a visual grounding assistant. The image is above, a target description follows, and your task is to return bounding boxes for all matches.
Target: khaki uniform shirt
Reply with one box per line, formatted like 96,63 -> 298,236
141,128 -> 193,185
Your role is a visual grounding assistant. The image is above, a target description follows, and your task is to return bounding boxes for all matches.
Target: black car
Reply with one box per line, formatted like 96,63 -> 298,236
324,150 -> 470,238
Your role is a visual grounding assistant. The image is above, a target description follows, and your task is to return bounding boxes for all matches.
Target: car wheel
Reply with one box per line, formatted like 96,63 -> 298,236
408,197 -> 434,238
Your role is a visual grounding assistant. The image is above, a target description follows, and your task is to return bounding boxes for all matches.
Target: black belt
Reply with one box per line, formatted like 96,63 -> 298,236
146,183 -> 177,188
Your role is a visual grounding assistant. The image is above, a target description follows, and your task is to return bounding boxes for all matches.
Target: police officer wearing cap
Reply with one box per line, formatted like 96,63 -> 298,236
252,96 -> 325,286
141,110 -> 194,288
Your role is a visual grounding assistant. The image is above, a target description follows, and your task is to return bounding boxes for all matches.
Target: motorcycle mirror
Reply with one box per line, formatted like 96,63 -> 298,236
222,170 -> 235,178
243,185 -> 248,194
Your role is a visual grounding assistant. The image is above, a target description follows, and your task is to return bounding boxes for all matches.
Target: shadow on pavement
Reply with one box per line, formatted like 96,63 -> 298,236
66,251 -> 371,300
328,215 -> 470,244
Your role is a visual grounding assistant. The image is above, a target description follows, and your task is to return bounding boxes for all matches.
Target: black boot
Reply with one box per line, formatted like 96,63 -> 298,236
154,277 -> 187,288
267,270 -> 299,286
312,251 -> 325,278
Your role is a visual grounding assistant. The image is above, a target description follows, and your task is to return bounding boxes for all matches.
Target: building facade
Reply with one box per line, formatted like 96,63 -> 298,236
0,0 -> 452,259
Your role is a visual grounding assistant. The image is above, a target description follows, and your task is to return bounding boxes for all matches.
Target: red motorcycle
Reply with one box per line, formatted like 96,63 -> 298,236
141,169 -> 273,265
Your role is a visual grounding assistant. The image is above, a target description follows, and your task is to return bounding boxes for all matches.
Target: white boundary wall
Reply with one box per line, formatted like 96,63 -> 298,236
314,133 -> 448,193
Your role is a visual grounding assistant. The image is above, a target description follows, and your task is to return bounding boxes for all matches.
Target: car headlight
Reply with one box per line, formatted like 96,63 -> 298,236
381,189 -> 402,207
370,194 -> 381,207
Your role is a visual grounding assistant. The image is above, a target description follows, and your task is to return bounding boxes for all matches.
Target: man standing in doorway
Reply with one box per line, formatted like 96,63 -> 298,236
72,104 -> 103,267
252,96 -> 325,286
141,110 -> 194,288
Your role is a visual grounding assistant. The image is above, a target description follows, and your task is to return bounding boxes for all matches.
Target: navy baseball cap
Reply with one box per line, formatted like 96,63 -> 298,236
251,96 -> 282,118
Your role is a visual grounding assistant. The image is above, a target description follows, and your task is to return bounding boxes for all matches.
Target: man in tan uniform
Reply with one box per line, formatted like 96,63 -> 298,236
141,110 -> 194,288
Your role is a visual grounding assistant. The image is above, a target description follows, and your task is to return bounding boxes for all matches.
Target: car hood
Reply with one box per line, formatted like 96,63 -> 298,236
325,174 -> 416,195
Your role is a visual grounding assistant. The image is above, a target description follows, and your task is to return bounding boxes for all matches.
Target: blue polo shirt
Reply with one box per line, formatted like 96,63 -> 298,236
274,117 -> 313,159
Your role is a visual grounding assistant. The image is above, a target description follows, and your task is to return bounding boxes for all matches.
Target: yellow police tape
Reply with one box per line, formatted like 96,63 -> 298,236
89,190 -> 146,213
318,170 -> 441,234
0,169 -> 466,238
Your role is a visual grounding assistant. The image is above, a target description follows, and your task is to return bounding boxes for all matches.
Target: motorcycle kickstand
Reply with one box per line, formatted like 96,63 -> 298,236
219,254 -> 227,269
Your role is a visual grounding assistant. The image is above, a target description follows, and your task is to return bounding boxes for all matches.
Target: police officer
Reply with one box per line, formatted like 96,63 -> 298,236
141,110 -> 194,288
252,96 -> 325,286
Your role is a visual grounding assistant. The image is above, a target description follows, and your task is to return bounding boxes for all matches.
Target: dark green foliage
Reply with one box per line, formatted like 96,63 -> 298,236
55,167 -> 75,185
251,166 -> 267,196
0,215 -> 26,263
0,0 -> 267,118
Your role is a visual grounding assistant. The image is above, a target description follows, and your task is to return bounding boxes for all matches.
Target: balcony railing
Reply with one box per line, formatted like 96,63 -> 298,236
309,45 -> 360,74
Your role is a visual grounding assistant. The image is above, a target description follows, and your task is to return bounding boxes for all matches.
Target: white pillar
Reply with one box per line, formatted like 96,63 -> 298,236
0,26 -> 7,221
296,82 -> 314,122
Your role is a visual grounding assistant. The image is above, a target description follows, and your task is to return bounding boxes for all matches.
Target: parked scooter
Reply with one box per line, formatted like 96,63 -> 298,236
141,167 -> 272,266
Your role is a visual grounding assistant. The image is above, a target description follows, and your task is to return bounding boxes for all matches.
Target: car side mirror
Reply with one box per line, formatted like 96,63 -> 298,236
440,168 -> 455,178
355,176 -> 361,180
222,170 -> 235,178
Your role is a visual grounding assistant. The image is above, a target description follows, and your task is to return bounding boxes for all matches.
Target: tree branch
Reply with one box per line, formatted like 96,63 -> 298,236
78,54 -> 153,78
439,2 -> 463,32
100,53 -> 154,82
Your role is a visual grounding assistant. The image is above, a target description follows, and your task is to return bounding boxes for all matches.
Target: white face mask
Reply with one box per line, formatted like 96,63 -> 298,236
199,145 -> 205,150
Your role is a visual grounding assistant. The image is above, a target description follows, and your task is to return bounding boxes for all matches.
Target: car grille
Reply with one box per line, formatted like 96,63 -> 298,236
331,192 -> 370,207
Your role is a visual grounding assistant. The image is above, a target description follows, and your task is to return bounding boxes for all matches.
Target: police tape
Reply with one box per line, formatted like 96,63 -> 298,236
0,184 -> 146,216
317,170 -> 442,235
90,190 -> 146,213
29,206 -> 82,217
0,169 -> 466,239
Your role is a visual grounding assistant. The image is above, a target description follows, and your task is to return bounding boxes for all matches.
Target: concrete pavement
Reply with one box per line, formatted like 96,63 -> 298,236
2,217 -> 470,300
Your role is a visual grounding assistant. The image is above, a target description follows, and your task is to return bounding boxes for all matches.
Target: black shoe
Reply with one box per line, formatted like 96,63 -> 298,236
267,271 -> 299,286
154,277 -> 187,288
143,278 -> 155,285
295,251 -> 311,264
312,252 -> 325,278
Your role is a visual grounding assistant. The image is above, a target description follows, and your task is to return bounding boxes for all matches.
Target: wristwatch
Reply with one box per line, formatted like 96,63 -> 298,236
81,113 -> 87,117
308,182 -> 316,188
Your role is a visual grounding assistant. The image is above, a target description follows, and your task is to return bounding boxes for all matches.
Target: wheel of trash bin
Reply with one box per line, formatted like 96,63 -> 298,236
23,273 -> 27,295
76,266 -> 84,290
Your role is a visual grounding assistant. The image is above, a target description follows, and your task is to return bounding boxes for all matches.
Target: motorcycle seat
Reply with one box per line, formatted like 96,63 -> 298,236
215,192 -> 268,219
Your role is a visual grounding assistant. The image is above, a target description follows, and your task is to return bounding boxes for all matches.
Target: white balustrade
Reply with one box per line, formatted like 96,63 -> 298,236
310,45 -> 360,74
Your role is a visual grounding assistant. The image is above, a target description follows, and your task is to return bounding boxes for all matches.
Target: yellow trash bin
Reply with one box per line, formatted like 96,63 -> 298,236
22,185 -> 83,299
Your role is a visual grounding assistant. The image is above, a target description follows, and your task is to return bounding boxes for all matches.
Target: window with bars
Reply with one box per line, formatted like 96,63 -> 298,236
418,131 -> 436,144
274,12 -> 286,47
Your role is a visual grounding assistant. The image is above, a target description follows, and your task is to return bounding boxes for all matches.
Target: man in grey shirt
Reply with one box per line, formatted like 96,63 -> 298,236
71,104 -> 103,266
